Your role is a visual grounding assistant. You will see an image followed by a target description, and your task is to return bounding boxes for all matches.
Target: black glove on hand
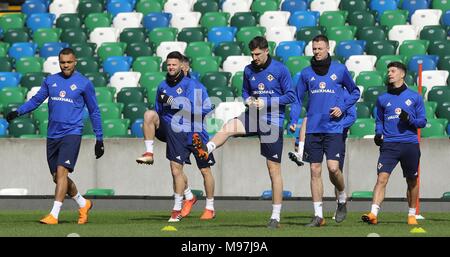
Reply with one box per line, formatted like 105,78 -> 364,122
399,109 -> 409,122
95,140 -> 104,159
6,111 -> 19,123
374,134 -> 383,146
158,93 -> 174,105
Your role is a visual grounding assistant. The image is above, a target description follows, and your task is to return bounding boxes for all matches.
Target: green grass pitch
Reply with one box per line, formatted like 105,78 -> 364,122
0,210 -> 449,237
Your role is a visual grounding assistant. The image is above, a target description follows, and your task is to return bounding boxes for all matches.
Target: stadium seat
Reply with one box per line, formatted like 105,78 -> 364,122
230,12 -> 258,29
428,40 -> 450,58
130,118 -> 144,138
350,118 -> 376,138
149,27 -> 178,48
85,72 -> 108,88
126,42 -> 153,60
351,191 -> 373,199
103,56 -> 133,77
8,117 -> 37,137
421,119 -> 446,137
231,71 -> 244,97
122,102 -> 148,125
427,87 -> 450,104
140,72 -> 165,97
22,0 -> 48,16
97,42 -> 127,62
107,0 -> 133,17
335,40 -> 366,61
0,72 -> 21,90
251,0 -> 279,14
61,28 -> 88,45
99,102 -> 123,120
443,10 -> 450,26
411,9 -> 442,32
156,41 -> 187,60
356,26 -> 387,45
193,0 -> 219,14
421,70 -> 449,90
89,28 -> 120,50
408,55 -> 439,73
85,188 -> 115,196
380,10 -> 408,31
281,0 -> 308,14
103,118 -> 130,137
345,55 -> 377,76
399,39 -> 430,63
49,0 -> 77,19
109,71 -> 141,93
112,12 -> 143,33
78,0 -> 104,19
236,26 -> 266,47
347,11 -> 376,30
356,71 -> 384,88
0,14 -> 25,32
320,10 -> 348,30
286,56 -> 311,76
388,25 -> 419,45
170,12 -> 202,31
310,0 -> 339,14
288,11 -> 320,31
56,13 -> 82,30
164,0 -> 195,14
363,86 -> 387,107
33,28 -> 62,48
132,56 -> 161,73
260,11 -> 291,28
26,13 -> 56,33
120,27 -> 147,45
136,0 -> 163,15
266,26 -> 297,46
143,12 -> 172,32
191,56 -> 221,76
43,56 -> 61,74
376,55 -> 407,73
356,102 -> 372,118
295,26 -> 323,43
39,42 -> 69,59
419,25 -> 447,43
95,87 -> 116,103
32,103 -> 48,125
366,40 -> 398,59
214,42 -> 243,65
223,0 -> 252,17
369,0 -> 398,20
76,57 -> 100,75
402,0 -> 431,19
223,56 -> 252,76
304,40 -> 336,56
116,87 -> 145,106
200,12 -> 230,30
16,57 -> 44,74
201,71 -> 232,90
276,41 -> 306,63
84,13 -> 113,34
20,72 -> 47,90
0,42 -> 7,58
177,27 -> 206,43
7,42 -> 37,61
438,55 -> 450,71
207,26 -> 238,48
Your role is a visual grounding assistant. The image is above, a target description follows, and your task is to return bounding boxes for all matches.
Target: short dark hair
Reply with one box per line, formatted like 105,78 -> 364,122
248,36 -> 269,51
312,35 -> 329,45
387,61 -> 407,73
181,55 -> 190,64
59,48 -> 76,58
166,51 -> 184,61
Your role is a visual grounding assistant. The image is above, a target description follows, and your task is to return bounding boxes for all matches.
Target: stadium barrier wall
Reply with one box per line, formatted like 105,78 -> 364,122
0,138 -> 449,198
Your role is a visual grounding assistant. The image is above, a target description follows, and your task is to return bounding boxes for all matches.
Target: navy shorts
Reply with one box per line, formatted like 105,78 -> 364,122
47,135 -> 82,174
235,111 -> 283,163
377,142 -> 420,178
156,120 -> 215,169
304,133 -> 343,163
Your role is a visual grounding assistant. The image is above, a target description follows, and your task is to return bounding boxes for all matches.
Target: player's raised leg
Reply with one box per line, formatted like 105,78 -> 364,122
136,110 -> 160,165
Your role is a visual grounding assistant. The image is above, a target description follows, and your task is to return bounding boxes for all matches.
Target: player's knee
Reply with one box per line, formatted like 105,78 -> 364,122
376,176 -> 389,186
144,110 -> 158,124
328,166 -> 340,176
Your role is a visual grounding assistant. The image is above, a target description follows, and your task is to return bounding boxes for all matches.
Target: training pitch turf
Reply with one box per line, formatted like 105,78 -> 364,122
0,210 -> 449,237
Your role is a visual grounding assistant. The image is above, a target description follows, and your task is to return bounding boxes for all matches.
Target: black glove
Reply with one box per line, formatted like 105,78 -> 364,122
399,109 -> 409,122
6,111 -> 19,123
95,140 -> 104,159
157,93 -> 174,105
374,134 -> 383,146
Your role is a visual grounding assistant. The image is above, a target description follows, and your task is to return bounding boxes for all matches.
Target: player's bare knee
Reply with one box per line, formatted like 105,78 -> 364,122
328,166 -> 340,176
144,110 -> 159,124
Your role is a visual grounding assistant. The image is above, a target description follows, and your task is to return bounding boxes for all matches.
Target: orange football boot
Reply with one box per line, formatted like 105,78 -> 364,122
78,199 -> 93,224
361,212 -> 378,225
200,209 -> 216,220
40,214 -> 58,224
181,196 -> 197,217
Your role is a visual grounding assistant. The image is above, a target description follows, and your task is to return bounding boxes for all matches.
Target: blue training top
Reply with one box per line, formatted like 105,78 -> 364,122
18,71 -> 103,140
290,61 -> 360,133
376,87 -> 427,143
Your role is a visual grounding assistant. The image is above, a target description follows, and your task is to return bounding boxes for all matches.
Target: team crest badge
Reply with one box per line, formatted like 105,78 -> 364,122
319,82 -> 326,89
258,83 -> 265,91
330,74 -> 337,81
59,90 -> 66,98
267,74 -> 274,81
405,99 -> 412,106
70,84 -> 77,91
395,108 -> 401,115
378,163 -> 383,170
176,87 -> 183,95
